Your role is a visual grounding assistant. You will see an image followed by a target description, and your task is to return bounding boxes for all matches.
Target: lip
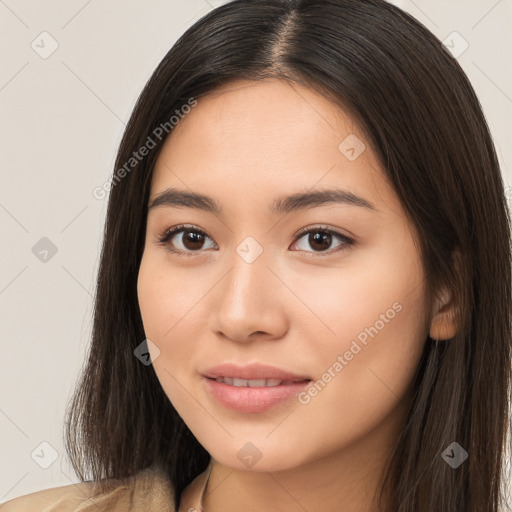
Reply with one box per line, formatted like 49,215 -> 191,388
203,378 -> 311,413
202,362 -> 311,381
201,363 -> 312,413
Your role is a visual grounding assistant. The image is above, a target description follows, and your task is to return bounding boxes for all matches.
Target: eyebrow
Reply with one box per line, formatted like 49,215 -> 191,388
148,187 -> 377,215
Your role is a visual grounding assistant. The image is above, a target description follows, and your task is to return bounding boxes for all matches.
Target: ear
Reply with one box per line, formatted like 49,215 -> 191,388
428,250 -> 460,341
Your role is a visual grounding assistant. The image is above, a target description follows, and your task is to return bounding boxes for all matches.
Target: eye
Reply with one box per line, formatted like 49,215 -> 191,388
290,225 -> 354,256
156,224 -> 216,257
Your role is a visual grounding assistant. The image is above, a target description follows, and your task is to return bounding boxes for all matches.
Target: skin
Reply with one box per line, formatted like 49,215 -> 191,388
137,78 -> 458,512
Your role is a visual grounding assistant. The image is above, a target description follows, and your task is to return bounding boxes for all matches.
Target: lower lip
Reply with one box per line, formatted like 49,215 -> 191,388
203,377 -> 311,413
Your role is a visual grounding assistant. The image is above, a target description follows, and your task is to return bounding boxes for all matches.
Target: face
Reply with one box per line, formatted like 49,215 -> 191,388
137,78 -> 431,473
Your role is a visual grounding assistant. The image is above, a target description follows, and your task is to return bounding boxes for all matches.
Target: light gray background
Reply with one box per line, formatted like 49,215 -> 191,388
1,0 -> 511,504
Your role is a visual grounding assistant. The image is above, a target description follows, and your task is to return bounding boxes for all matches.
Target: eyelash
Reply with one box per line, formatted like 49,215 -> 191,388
156,223 -> 354,258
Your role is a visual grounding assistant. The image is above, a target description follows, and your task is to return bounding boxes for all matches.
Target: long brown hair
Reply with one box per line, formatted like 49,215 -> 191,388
64,1 -> 512,510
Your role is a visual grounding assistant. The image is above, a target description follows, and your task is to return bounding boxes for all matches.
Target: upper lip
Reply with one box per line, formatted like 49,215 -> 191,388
203,363 -> 311,381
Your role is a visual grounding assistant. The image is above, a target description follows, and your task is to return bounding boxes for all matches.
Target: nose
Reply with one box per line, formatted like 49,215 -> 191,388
209,245 -> 289,343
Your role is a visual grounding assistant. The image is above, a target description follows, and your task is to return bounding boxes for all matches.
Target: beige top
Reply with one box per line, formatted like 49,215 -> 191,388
0,461 -> 213,512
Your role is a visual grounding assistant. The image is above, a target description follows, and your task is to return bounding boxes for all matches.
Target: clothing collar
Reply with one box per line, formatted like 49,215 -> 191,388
178,460 -> 213,511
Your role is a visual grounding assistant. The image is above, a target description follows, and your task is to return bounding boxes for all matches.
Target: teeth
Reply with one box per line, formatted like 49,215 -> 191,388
214,377 -> 283,387
265,379 -> 283,386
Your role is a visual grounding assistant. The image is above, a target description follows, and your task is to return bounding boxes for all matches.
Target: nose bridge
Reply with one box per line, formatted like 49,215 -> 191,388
226,234 -> 271,306
210,233 -> 287,340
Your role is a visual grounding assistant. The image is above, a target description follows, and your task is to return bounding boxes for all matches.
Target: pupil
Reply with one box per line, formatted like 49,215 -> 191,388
310,232 -> 331,251
184,231 -> 204,250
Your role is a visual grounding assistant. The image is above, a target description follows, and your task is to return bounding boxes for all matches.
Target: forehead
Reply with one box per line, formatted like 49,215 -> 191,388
150,78 -> 398,216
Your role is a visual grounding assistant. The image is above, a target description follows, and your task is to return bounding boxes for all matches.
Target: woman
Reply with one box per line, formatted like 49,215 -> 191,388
3,0 -> 510,511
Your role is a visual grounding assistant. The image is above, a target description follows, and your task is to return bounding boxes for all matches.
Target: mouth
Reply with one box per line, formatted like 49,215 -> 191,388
202,376 -> 312,413
201,363 -> 313,412
206,376 -> 311,387
202,362 -> 312,383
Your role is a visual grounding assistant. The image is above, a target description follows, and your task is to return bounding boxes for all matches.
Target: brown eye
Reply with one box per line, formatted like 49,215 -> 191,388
291,227 -> 354,255
307,231 -> 332,251
180,230 -> 207,251
158,225 -> 216,255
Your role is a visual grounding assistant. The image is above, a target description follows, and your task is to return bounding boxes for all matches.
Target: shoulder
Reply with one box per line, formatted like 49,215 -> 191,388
0,480 -> 96,511
0,466 -> 176,512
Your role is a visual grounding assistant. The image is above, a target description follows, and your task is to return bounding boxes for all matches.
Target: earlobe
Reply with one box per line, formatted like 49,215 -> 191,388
429,251 -> 460,341
429,305 -> 458,340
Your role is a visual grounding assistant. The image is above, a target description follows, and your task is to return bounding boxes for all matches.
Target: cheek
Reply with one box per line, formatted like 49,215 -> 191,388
293,237 -> 425,376
292,239 -> 427,361
299,251 -> 428,432
137,252 -> 207,340
307,293 -> 426,454
136,253 -> 212,392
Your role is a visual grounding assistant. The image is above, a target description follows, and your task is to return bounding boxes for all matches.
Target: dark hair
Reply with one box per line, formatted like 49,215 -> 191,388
64,0 -> 512,510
